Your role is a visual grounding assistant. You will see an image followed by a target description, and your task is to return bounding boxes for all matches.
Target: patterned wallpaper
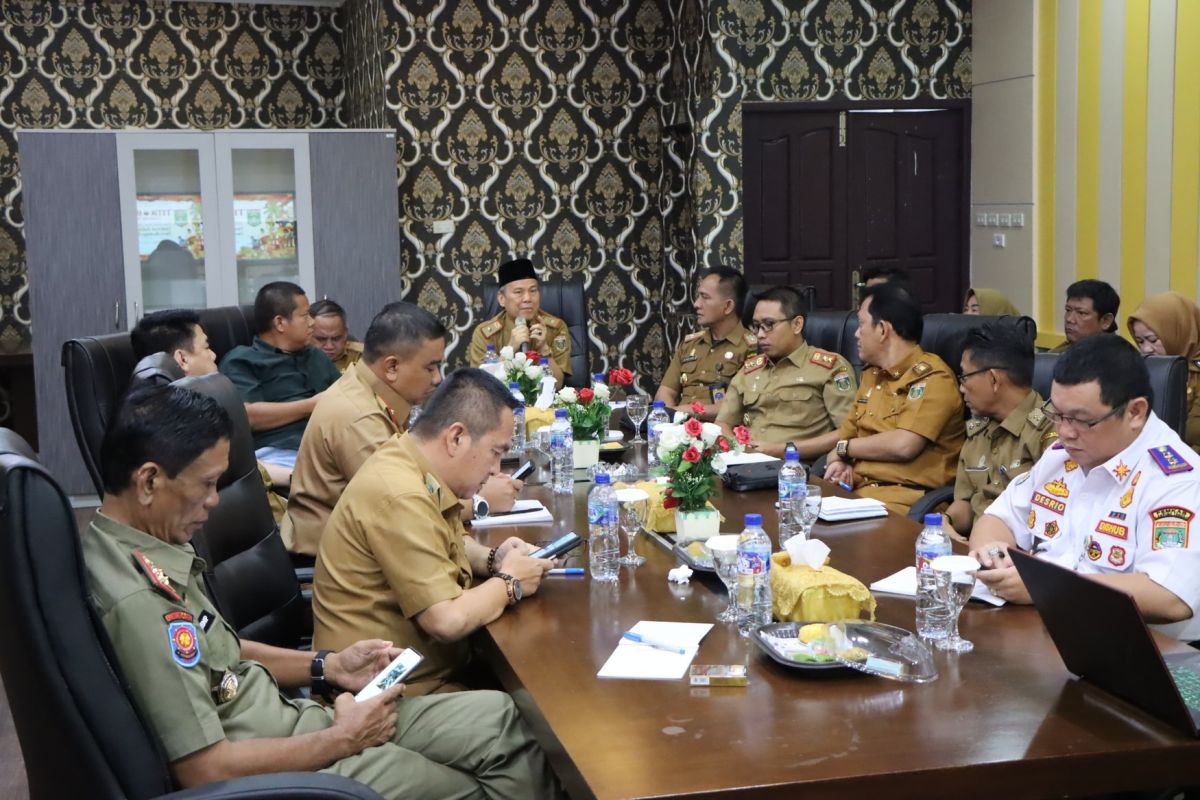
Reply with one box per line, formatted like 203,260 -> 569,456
0,0 -> 345,354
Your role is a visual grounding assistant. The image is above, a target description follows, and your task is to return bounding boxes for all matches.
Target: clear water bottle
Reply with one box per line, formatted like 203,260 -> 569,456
549,409 -> 574,495
482,344 -> 502,379
736,513 -> 773,638
646,400 -> 670,468
587,473 -> 620,582
508,382 -> 525,455
915,513 -> 953,641
777,446 -> 806,529
592,372 -> 606,391
538,357 -> 555,403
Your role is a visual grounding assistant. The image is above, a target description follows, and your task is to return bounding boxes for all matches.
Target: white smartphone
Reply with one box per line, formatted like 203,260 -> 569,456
354,648 -> 424,702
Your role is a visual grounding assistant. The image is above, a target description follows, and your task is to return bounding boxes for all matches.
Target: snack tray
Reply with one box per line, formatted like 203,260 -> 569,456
751,621 -> 938,683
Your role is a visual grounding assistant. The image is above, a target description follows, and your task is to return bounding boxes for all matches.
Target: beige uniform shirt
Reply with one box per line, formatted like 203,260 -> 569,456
330,340 -> 363,373
838,347 -> 965,512
660,323 -> 757,407
954,390 -> 1057,521
468,310 -> 571,376
282,360 -> 410,556
312,434 -> 473,695
717,342 -> 857,443
1185,368 -> 1200,449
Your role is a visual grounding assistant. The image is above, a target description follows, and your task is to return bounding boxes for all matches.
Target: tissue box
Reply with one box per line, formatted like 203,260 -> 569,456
525,407 -> 556,437
770,552 -> 876,623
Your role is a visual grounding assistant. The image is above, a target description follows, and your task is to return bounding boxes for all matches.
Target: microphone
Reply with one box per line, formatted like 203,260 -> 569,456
515,316 -> 529,352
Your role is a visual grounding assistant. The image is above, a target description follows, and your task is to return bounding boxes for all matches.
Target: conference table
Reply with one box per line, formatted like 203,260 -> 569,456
471,458 -> 1200,799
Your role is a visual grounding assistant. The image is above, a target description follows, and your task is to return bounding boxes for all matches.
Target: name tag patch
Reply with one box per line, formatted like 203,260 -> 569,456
1150,506 -> 1194,550
197,610 -> 216,633
1094,520 -> 1128,540
1032,492 -> 1066,515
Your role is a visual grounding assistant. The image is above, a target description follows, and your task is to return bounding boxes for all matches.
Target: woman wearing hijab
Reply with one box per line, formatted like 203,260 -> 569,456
963,287 -> 1020,316
1126,290 -> 1200,447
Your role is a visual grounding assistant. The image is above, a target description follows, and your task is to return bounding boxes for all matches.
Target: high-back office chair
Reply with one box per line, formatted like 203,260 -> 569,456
480,280 -> 589,388
0,432 -> 379,800
198,305 -> 257,362
741,283 -> 817,329
919,314 -> 1037,379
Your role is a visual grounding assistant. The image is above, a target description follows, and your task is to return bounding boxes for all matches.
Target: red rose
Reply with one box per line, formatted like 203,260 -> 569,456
717,437 -> 731,452
663,496 -> 680,509
609,368 -> 633,385
690,402 -> 706,415
683,418 -> 703,437
526,349 -> 541,363
682,446 -> 701,463
578,387 -> 594,403
733,426 -> 752,446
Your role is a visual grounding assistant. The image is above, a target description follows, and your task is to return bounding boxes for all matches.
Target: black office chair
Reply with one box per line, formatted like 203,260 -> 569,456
62,333 -> 139,494
199,305 -> 257,363
742,283 -> 817,328
0,432 -> 380,800
920,314 -> 1037,378
480,280 -> 589,388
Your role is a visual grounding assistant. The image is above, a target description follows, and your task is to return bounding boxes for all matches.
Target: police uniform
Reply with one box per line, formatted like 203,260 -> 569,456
313,434 -> 479,696
82,513 -> 555,797
282,360 -> 410,557
954,390 -> 1057,522
468,310 -> 572,377
331,340 -> 363,374
659,323 -> 757,407
716,342 -> 856,444
837,347 -> 966,515
985,413 -> 1200,640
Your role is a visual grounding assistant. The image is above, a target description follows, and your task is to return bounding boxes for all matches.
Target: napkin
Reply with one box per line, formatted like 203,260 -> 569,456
784,537 -> 831,569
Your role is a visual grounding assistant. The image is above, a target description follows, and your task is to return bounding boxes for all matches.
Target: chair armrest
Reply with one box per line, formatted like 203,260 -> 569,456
907,486 -> 955,522
809,454 -> 828,479
158,772 -> 384,800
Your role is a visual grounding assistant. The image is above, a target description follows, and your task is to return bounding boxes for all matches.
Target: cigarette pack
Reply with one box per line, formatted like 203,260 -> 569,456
688,664 -> 748,686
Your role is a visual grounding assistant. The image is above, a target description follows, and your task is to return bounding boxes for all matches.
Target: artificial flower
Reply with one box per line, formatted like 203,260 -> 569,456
683,417 -> 703,438
578,387 -> 595,403
558,387 -> 577,404
690,402 -> 706,415
682,446 -> 701,463
733,425 -> 751,446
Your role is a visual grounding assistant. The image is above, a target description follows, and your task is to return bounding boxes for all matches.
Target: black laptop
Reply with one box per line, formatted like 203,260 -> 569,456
1010,548 -> 1200,736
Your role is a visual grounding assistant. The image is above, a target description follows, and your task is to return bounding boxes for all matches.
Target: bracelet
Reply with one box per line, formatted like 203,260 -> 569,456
487,547 -> 499,576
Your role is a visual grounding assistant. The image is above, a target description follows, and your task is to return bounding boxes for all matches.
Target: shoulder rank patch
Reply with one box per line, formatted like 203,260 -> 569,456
1095,519 -> 1128,540
683,331 -> 704,343
1027,406 -> 1049,428
480,319 -> 502,338
1043,478 -> 1069,498
1108,545 -> 1126,567
742,354 -> 767,374
542,314 -> 563,330
1150,506 -> 1193,550
743,333 -> 757,347
912,361 -> 932,377
133,550 -> 181,602
966,417 -> 988,437
810,350 -> 836,369
168,621 -> 200,668
1149,445 -> 1193,475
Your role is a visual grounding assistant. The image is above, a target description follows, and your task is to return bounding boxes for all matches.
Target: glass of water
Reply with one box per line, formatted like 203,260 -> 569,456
799,484 -> 822,538
705,535 -> 741,623
615,488 -> 649,566
626,395 -> 649,443
931,555 -> 979,653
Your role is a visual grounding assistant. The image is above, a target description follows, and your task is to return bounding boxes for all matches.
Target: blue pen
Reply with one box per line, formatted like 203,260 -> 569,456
548,567 -> 584,576
838,481 -> 852,491
621,632 -> 687,655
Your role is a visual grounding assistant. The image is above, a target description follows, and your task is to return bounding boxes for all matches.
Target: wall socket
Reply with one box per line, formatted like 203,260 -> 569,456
431,220 -> 454,235
993,233 -> 1006,248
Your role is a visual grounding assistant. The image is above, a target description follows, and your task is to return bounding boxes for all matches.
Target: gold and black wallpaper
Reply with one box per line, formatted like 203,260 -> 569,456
0,0 -> 344,354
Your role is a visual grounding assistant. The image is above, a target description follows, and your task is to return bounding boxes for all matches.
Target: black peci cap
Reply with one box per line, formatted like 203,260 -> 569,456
498,258 -> 537,287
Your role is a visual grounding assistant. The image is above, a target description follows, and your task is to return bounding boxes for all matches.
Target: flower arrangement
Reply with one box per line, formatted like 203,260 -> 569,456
657,403 -> 750,513
498,345 -> 545,399
554,382 -> 612,441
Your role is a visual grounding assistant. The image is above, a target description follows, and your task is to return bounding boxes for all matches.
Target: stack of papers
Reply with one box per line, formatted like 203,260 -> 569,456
470,499 -> 554,528
818,496 -> 888,522
722,452 -> 781,465
869,565 -> 1006,606
597,621 -> 713,680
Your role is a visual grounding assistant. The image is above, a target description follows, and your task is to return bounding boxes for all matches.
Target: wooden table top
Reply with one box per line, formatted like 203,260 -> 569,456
473,460 -> 1200,799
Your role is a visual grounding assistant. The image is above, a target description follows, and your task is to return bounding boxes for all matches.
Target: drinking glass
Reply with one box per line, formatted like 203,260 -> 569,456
626,395 -> 650,443
931,555 -> 979,653
799,484 -> 822,538
705,535 -> 741,623
615,488 -> 649,566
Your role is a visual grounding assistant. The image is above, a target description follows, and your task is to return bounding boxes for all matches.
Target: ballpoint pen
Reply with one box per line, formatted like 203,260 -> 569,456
547,567 -> 584,576
621,632 -> 687,655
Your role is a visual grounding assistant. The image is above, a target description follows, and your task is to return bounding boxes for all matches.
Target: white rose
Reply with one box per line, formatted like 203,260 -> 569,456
513,352 -> 528,367
558,387 -> 577,404
700,422 -> 721,446
711,452 -> 728,475
593,382 -> 611,402
500,345 -> 515,361
525,364 -> 542,379
657,424 -> 685,452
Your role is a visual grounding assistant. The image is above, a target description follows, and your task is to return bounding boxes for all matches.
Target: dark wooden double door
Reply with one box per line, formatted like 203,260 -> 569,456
743,105 -> 967,311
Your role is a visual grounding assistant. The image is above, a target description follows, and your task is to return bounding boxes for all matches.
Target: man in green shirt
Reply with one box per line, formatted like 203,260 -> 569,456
83,383 -> 557,797
219,281 -> 341,469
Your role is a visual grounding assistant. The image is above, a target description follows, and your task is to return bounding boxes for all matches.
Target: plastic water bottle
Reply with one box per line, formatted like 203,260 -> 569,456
915,513 -> 953,641
587,473 -> 620,582
736,513 -> 773,637
482,344 -> 502,379
537,357 -> 556,405
777,446 -> 806,528
508,382 -> 525,455
646,400 -> 670,468
592,372 -> 606,390
549,409 -> 574,495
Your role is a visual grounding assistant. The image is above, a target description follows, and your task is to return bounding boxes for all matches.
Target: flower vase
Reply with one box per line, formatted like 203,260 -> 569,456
573,439 -> 601,469
674,507 -> 720,543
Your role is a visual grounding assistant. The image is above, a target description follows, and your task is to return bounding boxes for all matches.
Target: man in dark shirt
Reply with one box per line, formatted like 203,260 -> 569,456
219,282 -> 340,468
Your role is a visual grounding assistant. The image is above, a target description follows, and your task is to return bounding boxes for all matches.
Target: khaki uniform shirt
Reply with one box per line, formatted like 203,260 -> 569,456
331,340 -> 363,374
838,346 -> 966,492
660,323 -> 758,407
468,310 -> 571,376
282,360 -> 411,556
1049,340 -> 1071,354
954,390 -> 1057,520
1186,368 -> 1200,449
717,342 -> 857,443
313,434 -> 474,694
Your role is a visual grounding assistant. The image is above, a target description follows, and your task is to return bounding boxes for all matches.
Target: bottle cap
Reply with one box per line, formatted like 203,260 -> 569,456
745,513 -> 763,526
593,373 -> 604,381
508,382 -> 519,389
923,514 -> 942,526
555,409 -> 568,418
486,344 -> 495,350
594,473 -> 611,485
784,450 -> 799,462
652,400 -> 665,408
541,357 -> 550,365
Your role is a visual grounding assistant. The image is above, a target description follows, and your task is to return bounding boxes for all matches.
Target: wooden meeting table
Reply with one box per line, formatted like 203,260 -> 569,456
471,465 -> 1200,799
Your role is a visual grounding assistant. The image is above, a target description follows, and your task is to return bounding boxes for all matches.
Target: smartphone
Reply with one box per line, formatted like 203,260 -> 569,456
531,531 -> 583,559
511,460 -> 535,481
355,648 -> 424,702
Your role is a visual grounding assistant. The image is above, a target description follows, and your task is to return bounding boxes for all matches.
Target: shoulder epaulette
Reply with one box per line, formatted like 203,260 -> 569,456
743,333 -> 757,347
542,314 -> 563,330
683,331 -> 704,343
346,341 -> 364,354
742,354 -> 767,374
911,361 -> 932,377
809,350 -> 837,369
481,319 -> 502,338
966,417 -> 988,437
1148,445 -> 1194,476
132,550 -> 182,603
1027,405 -> 1050,429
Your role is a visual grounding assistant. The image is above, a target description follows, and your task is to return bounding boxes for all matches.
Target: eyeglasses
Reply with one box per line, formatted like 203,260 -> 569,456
1041,400 -> 1128,430
748,318 -> 793,334
956,366 -> 995,385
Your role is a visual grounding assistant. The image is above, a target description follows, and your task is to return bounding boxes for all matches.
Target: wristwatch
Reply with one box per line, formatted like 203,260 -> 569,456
495,572 -> 523,606
311,649 -> 336,701
836,439 -> 850,459
473,493 -> 490,518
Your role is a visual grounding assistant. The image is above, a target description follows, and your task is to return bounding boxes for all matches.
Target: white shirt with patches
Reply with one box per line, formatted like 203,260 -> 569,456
985,412 -> 1200,640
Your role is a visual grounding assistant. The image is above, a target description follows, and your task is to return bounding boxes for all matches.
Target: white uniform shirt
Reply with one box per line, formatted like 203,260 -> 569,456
985,413 -> 1200,640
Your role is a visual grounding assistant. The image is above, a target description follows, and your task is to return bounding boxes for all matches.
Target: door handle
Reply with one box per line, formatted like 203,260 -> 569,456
851,269 -> 862,308
114,300 -> 120,329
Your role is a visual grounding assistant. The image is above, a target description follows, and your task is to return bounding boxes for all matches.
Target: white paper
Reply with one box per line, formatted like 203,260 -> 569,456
470,499 -> 555,528
869,565 -> 1006,607
818,496 -> 888,522
597,621 -> 712,680
721,452 -> 781,465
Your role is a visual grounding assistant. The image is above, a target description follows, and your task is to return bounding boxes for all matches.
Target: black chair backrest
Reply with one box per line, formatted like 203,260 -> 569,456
198,305 -> 257,363
0,438 -> 175,799
62,333 -> 139,495
1032,352 -> 1189,439
742,283 -> 817,328
920,314 -> 1038,377
175,373 -> 310,648
481,281 -> 589,388
130,352 -> 185,389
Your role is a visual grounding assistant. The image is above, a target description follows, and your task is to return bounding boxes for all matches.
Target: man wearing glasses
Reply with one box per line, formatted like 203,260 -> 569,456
969,335 -> 1200,639
716,287 -> 856,458
944,321 -> 1057,539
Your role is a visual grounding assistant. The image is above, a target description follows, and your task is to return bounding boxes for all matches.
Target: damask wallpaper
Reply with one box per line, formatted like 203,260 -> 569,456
0,0 -> 344,354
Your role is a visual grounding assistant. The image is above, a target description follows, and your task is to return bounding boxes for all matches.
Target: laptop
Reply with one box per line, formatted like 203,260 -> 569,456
1009,548 -> 1200,736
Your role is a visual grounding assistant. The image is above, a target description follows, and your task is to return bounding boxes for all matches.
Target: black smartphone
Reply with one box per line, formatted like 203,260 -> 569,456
511,460 -> 535,481
532,531 -> 583,559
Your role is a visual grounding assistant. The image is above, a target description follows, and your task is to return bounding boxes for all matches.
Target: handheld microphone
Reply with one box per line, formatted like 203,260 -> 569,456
515,316 -> 529,352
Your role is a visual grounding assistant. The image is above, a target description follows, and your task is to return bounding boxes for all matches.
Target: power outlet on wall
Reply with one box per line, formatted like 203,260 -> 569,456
430,220 -> 454,235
